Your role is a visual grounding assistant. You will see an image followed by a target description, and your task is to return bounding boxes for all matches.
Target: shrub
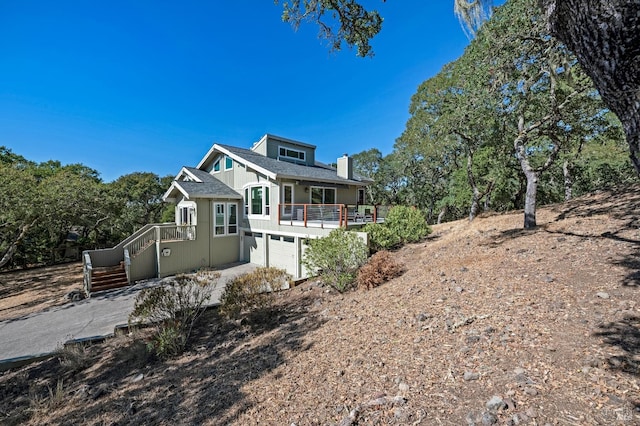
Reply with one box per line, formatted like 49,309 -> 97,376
302,228 -> 368,292
362,222 -> 401,252
128,270 -> 220,358
219,267 -> 291,320
357,250 -> 405,290
384,206 -> 431,244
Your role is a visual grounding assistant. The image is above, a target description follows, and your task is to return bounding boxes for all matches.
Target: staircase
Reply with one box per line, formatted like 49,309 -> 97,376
90,263 -> 129,293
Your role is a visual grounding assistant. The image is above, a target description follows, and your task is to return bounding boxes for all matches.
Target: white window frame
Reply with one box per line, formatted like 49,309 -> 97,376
213,158 -> 221,173
244,183 -> 271,219
224,155 -> 233,171
213,202 -> 238,236
177,201 -> 197,226
278,145 -> 306,163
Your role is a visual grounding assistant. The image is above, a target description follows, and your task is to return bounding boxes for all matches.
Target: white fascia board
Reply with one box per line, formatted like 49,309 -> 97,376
196,143 -> 217,170
214,144 -> 277,180
179,167 -> 203,182
162,182 -> 190,202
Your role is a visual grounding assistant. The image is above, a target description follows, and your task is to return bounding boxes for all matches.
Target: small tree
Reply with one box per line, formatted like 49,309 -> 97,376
219,267 -> 291,320
384,206 -> 431,244
302,228 -> 368,292
129,270 -> 220,358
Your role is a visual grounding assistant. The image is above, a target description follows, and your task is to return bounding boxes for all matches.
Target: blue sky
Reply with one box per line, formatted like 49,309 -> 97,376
1,1 -> 504,182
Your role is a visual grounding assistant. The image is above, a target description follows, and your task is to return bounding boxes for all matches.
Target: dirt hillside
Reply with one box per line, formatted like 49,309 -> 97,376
1,185 -> 639,425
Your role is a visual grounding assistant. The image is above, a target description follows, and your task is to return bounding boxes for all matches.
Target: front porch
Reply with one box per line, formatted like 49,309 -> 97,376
278,204 -> 388,228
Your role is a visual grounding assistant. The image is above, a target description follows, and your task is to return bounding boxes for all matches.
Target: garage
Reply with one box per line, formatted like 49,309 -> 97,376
243,231 -> 265,266
267,235 -> 298,277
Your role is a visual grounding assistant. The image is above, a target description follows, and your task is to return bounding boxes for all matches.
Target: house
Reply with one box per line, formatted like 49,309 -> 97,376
82,134 -> 385,294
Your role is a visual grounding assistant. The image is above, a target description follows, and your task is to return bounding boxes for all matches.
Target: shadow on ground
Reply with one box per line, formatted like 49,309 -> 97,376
594,315 -> 640,379
4,290 -> 325,425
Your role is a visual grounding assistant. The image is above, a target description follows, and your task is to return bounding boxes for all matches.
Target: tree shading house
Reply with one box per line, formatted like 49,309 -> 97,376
83,134 -> 385,294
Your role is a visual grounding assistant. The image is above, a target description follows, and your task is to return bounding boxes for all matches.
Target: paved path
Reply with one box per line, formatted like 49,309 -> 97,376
0,263 -> 257,365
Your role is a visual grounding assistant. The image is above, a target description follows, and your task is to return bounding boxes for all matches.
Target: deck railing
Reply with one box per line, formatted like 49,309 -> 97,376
278,204 -> 387,228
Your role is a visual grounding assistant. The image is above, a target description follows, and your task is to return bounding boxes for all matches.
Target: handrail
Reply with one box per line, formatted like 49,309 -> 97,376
279,203 -> 387,227
83,251 -> 93,297
125,226 -> 157,258
123,248 -> 131,284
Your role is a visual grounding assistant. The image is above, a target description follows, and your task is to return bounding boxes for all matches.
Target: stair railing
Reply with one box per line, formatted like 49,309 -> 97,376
123,248 -> 131,284
83,251 -> 93,296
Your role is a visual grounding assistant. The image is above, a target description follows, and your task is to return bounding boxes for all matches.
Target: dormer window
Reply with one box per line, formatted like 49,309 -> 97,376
278,146 -> 306,164
213,159 -> 221,173
225,156 -> 233,170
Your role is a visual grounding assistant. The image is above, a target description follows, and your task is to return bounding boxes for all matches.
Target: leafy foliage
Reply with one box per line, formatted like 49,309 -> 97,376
361,222 -> 401,252
129,270 -> 220,358
384,206 -> 431,244
356,250 -> 405,290
302,228 -> 368,292
218,267 -> 291,320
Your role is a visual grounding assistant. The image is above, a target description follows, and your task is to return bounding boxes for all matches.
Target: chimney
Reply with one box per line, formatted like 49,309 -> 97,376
337,153 -> 353,180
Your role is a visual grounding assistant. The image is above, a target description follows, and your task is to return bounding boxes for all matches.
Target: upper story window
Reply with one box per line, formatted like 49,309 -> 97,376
224,156 -> 233,170
278,146 -> 306,163
213,158 -> 221,173
244,184 -> 270,218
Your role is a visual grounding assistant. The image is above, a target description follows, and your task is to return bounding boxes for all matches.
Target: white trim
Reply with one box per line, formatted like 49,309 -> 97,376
224,155 -> 233,171
278,145 -> 306,163
197,144 -> 277,180
213,202 -> 239,237
309,186 -> 336,204
243,182 -> 271,219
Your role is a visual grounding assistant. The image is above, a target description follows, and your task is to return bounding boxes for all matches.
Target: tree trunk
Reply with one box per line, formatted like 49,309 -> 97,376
563,158 -> 573,201
541,0 -> 640,176
437,206 -> 448,224
0,219 -> 36,269
523,169 -> 539,229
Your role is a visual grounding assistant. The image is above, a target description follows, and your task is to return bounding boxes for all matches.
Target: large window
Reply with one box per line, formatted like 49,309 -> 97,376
310,187 -> 336,204
282,184 -> 293,216
244,184 -> 270,217
213,202 -> 238,236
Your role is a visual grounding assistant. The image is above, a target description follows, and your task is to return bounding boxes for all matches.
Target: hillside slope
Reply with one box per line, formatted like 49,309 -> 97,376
1,185 -> 639,425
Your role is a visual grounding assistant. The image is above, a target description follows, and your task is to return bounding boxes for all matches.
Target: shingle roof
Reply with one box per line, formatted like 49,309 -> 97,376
164,167 -> 240,200
218,144 -> 370,185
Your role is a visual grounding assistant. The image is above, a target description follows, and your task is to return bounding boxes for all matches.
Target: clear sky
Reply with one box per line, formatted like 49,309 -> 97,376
1,1 -> 504,182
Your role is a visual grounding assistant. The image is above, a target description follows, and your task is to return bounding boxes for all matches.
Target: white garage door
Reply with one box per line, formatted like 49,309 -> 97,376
243,231 -> 265,266
268,235 -> 298,278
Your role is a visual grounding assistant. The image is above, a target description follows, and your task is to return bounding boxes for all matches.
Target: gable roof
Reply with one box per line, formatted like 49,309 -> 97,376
215,144 -> 372,186
163,166 -> 241,202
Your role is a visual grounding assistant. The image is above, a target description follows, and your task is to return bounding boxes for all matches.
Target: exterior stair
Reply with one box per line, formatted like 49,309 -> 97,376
90,264 -> 129,293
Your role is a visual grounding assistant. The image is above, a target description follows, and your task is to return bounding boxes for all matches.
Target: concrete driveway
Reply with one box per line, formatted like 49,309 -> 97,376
0,262 -> 257,367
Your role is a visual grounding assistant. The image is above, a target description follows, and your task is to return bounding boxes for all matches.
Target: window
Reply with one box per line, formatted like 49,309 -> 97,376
282,184 -> 293,216
214,203 -> 225,235
224,156 -> 233,170
278,146 -> 306,163
357,188 -> 366,205
178,205 -> 196,226
245,184 -> 271,217
228,204 -> 237,234
213,202 -> 238,236
213,159 -> 221,173
310,187 -> 336,204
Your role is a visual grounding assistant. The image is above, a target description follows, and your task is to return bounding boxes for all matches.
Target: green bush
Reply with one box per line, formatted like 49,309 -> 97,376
219,267 -> 291,320
302,228 -> 368,292
384,205 -> 431,244
362,222 -> 401,252
128,270 -> 220,358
